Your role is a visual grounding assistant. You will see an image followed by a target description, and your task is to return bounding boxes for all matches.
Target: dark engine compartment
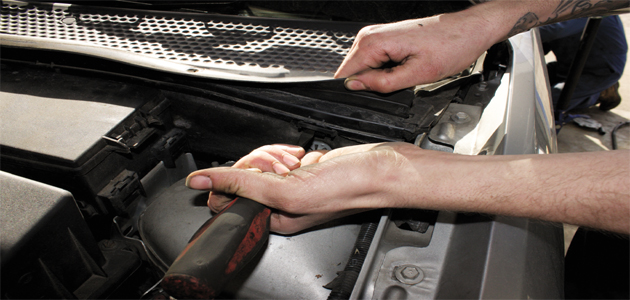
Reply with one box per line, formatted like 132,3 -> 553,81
0,1 -> 554,299
0,49 -> 501,298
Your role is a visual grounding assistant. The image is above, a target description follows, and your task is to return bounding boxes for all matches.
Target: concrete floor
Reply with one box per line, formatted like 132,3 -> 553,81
553,14 -> 630,253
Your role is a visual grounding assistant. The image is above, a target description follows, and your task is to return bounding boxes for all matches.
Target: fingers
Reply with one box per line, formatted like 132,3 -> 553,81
343,53 -> 449,93
232,144 -> 305,175
343,68 -> 411,94
334,22 -> 410,78
206,191 -> 233,213
333,16 -> 468,93
336,52 -> 420,94
317,143 -> 385,163
184,165 -> 374,234
334,26 -> 396,86
193,144 -> 307,214
300,150 -> 327,166
272,144 -> 306,158
184,142 -> 415,234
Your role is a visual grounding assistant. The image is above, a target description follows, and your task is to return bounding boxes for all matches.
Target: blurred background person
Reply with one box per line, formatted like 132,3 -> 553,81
540,16 -> 627,112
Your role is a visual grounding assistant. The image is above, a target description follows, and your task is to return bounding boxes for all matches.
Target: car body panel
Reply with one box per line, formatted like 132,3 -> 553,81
0,2 -> 563,299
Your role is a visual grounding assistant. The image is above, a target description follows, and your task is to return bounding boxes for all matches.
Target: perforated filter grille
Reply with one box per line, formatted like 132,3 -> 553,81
0,1 -> 358,79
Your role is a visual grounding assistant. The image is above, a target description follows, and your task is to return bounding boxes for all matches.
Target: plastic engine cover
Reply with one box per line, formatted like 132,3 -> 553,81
139,177 -> 365,299
0,171 -> 141,299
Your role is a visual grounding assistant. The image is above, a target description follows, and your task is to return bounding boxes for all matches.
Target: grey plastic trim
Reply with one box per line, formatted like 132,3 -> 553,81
0,0 -> 358,82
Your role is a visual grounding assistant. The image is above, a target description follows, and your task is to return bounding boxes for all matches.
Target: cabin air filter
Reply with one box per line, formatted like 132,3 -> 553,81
0,1 -> 361,81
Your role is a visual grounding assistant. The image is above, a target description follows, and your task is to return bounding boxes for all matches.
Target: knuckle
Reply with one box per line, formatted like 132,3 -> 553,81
371,76 -> 396,93
360,24 -> 380,36
256,151 -> 278,163
356,26 -> 371,38
207,195 -> 225,212
248,149 -> 266,159
208,201 -> 221,212
356,25 -> 380,44
257,145 -> 274,153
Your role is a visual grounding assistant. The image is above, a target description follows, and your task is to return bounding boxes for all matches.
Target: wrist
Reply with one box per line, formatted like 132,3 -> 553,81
391,148 -> 480,211
401,150 -> 519,215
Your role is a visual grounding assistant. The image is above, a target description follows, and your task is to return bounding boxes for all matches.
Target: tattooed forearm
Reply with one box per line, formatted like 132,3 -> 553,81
549,0 -> 585,19
506,12 -> 541,37
545,0 -> 628,23
505,0 -> 629,38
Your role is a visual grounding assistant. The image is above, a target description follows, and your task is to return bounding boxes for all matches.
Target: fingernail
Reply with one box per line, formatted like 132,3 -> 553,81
282,154 -> 300,167
185,175 -> 212,189
344,76 -> 366,90
272,161 -> 290,175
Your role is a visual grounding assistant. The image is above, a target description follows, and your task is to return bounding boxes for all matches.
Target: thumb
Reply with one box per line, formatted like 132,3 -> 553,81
344,54 -> 449,93
185,167 -> 284,208
343,63 -> 424,94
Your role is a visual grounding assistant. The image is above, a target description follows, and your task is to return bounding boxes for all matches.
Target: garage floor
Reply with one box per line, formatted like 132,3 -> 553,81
553,14 -> 630,253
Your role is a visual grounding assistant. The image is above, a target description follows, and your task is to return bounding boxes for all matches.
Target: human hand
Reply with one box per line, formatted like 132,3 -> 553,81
203,144 -> 322,214
334,0 -> 630,93
186,142 -> 437,234
334,10 -> 498,93
230,144 -> 308,175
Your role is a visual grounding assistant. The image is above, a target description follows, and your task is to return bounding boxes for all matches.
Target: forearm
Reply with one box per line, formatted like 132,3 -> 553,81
464,0 -> 629,44
410,150 -> 630,234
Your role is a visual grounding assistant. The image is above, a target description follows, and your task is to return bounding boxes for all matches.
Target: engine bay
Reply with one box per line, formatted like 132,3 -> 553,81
0,1 -> 564,299
0,46 -> 478,298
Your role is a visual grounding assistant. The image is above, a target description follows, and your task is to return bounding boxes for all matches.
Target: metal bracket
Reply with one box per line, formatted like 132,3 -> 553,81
428,103 -> 482,147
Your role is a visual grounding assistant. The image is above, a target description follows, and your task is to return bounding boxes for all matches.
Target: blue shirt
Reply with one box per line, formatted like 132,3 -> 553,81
539,16 -> 627,110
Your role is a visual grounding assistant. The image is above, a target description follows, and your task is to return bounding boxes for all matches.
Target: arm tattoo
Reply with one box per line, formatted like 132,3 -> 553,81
506,0 -> 629,38
506,12 -> 540,37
